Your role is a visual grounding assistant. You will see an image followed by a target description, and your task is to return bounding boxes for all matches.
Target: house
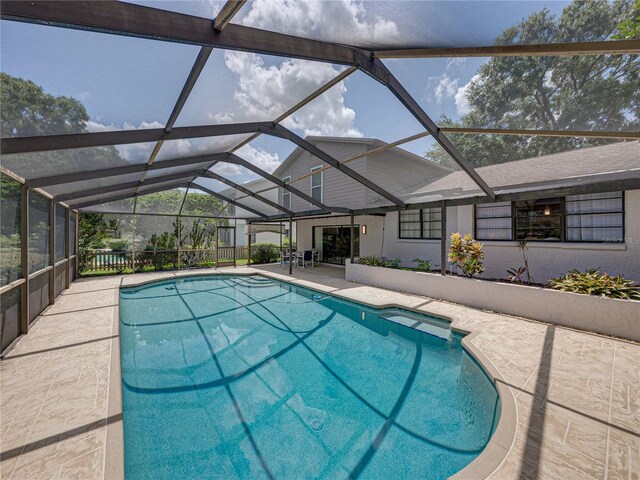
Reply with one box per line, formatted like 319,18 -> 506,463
268,138 -> 640,282
217,178 -> 294,247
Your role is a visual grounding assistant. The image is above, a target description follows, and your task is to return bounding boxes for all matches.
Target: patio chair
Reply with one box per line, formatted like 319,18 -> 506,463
281,250 -> 293,267
297,250 -> 313,268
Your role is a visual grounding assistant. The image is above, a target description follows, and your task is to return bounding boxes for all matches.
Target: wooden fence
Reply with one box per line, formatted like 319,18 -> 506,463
79,246 -> 253,275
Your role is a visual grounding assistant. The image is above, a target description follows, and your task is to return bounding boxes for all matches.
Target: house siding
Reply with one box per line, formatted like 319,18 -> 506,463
277,141 -> 369,211
364,145 -> 451,206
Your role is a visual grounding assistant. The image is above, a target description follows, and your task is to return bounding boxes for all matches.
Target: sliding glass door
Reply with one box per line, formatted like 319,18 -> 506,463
312,225 -> 359,265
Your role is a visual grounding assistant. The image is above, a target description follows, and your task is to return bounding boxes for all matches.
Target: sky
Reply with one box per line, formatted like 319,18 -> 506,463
1,0 -> 571,188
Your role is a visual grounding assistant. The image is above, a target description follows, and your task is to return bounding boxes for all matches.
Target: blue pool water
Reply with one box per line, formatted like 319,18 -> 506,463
120,275 -> 500,480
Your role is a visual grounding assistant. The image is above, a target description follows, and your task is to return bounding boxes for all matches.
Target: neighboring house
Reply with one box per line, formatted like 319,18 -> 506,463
269,138 -> 640,282
218,178 -> 292,246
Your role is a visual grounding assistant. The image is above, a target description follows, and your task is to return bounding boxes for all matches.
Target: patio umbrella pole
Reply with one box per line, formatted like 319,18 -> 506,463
247,222 -> 251,267
279,221 -> 283,267
440,200 -> 447,275
288,217 -> 293,275
350,212 -> 354,264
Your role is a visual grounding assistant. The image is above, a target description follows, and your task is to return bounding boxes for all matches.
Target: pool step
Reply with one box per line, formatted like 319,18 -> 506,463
380,311 -> 450,339
227,277 -> 275,288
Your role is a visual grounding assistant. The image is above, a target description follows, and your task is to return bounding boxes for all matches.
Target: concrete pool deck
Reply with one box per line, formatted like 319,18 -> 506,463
1,265 -> 638,479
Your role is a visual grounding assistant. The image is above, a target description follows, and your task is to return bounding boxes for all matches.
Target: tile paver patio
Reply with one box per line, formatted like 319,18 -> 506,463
1,265 -> 638,479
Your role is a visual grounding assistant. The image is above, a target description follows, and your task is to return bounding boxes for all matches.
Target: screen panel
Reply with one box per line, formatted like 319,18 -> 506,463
44,173 -> 146,198
385,54 -> 639,133
181,188 -> 228,217
154,134 -> 255,160
1,142 -> 157,182
78,197 -> 137,214
133,214 -> 177,255
28,191 -> 51,274
234,1 -> 632,50
55,204 -> 66,262
54,262 -> 66,297
1,174 -> 22,286
135,188 -> 188,215
145,163 -> 212,180
280,70 -> 426,143
1,20 -> 199,136
70,213 -> 77,255
173,48 -> 351,127
125,0 -> 224,18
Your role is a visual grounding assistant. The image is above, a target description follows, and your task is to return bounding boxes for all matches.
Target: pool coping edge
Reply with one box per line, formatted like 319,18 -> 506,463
105,280 -> 125,480
108,269 -> 517,480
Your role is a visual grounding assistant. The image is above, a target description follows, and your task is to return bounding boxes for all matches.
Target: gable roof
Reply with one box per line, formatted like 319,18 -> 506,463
272,136 -> 451,178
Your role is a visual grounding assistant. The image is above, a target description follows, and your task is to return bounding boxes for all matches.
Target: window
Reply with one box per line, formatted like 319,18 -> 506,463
515,197 -> 563,241
282,176 -> 291,209
565,192 -> 624,242
475,192 -> 624,243
310,167 -> 323,203
399,208 -> 441,239
475,202 -> 512,240
399,210 -> 421,239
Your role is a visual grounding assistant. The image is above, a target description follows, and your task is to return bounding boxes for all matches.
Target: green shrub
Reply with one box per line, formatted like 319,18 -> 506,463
251,244 -> 280,264
448,232 -> 484,277
548,268 -> 640,300
412,258 -> 432,272
359,256 -> 402,269
107,239 -> 129,252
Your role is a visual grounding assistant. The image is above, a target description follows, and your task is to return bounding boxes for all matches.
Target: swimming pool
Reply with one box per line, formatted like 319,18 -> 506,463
120,275 -> 500,479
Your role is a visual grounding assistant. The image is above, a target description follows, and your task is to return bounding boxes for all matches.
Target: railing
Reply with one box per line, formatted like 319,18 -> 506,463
78,246 -> 260,275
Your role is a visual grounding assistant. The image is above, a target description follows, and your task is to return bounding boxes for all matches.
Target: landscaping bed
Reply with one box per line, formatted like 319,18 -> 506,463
347,261 -> 640,342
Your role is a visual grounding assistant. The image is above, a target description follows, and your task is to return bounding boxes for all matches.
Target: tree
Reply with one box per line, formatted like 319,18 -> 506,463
79,213 -> 114,253
1,73 -> 88,137
0,73 -> 126,177
613,0 -> 640,39
426,0 -> 639,167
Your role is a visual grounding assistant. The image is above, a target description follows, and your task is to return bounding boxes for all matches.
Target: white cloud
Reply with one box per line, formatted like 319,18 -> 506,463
221,51 -> 361,137
210,162 -> 241,176
84,120 -> 246,162
235,144 -> 281,173
454,74 -> 481,116
84,120 -> 166,162
210,0 -> 400,137
283,79 -> 362,137
82,0 -> 402,168
428,74 -> 459,103
209,112 -> 234,123
240,0 -> 399,46
445,58 -> 467,70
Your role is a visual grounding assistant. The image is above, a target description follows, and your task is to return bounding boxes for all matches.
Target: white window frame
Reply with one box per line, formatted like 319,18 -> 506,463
282,176 -> 291,210
310,166 -> 323,204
